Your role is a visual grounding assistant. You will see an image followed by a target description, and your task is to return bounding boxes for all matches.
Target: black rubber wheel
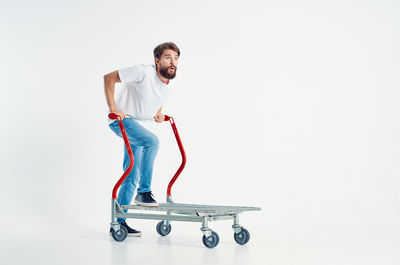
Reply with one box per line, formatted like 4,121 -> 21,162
111,226 -> 128,242
202,231 -> 220,248
234,227 -> 250,245
156,221 -> 171,236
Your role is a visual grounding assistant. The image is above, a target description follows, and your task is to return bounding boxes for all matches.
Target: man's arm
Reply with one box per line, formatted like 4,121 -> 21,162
104,70 -> 126,118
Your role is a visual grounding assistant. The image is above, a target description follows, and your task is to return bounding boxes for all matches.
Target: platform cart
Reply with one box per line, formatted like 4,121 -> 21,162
108,113 -> 261,248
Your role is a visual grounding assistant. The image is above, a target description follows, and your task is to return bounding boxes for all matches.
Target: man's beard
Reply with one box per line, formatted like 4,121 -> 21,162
159,65 -> 177,80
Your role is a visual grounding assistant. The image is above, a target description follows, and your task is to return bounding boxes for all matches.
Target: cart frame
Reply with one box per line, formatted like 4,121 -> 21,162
108,113 -> 261,248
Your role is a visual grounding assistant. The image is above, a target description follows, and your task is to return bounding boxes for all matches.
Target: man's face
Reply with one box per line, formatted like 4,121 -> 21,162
156,49 -> 179,80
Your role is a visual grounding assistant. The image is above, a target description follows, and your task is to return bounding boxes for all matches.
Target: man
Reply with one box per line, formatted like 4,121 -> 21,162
104,42 -> 180,236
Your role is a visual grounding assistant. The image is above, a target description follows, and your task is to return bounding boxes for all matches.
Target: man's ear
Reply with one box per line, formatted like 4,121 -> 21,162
155,58 -> 160,68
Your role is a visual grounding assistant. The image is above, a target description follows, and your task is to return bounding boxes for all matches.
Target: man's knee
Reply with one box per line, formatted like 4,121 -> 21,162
146,134 -> 159,149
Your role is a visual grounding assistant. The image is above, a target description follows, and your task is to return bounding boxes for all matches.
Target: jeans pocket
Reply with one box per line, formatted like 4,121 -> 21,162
109,122 -> 122,137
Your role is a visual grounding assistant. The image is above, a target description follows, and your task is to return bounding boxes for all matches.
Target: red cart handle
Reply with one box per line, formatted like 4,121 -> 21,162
109,113 -> 135,200
109,113 -> 186,200
164,115 -> 187,198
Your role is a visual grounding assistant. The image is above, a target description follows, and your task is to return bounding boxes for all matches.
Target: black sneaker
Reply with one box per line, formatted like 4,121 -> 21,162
109,221 -> 142,237
134,192 -> 158,207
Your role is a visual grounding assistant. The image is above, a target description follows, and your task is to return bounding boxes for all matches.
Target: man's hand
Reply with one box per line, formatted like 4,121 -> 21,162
154,112 -> 165,123
110,109 -> 126,120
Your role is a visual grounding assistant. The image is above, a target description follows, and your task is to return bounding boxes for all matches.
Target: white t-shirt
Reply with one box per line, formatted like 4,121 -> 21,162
108,64 -> 175,130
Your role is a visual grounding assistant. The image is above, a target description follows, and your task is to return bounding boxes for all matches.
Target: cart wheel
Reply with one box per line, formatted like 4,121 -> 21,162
234,227 -> 250,245
202,231 -> 220,248
156,221 -> 171,236
111,226 -> 128,242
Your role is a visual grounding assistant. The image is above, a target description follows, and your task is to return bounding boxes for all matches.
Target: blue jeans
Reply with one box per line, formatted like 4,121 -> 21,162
109,119 -> 159,223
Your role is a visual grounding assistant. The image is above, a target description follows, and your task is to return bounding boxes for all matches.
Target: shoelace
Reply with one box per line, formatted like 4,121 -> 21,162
145,192 -> 155,200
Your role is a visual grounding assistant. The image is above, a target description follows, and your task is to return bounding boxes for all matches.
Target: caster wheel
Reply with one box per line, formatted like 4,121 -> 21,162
156,221 -> 171,236
111,226 -> 128,242
234,227 -> 250,245
202,231 -> 220,248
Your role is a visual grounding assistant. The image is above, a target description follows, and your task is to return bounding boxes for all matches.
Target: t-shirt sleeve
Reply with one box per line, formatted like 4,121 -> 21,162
118,64 -> 146,83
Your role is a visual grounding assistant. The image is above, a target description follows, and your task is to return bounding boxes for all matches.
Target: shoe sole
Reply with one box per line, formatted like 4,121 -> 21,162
134,200 -> 158,207
128,232 -> 142,237
109,231 -> 142,237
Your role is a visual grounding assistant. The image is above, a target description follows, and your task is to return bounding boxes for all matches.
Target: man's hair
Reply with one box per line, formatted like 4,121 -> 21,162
153,42 -> 180,67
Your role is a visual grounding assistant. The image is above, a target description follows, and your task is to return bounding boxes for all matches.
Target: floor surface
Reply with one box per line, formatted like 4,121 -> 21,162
1,218 -> 399,265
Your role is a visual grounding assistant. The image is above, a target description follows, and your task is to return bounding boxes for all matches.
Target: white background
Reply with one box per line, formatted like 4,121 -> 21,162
1,0 -> 399,264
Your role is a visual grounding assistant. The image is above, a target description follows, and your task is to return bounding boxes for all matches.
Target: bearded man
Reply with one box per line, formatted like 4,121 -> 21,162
104,42 -> 180,236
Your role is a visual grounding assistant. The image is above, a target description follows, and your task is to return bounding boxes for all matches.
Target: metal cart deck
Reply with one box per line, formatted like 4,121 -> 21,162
108,113 -> 261,248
